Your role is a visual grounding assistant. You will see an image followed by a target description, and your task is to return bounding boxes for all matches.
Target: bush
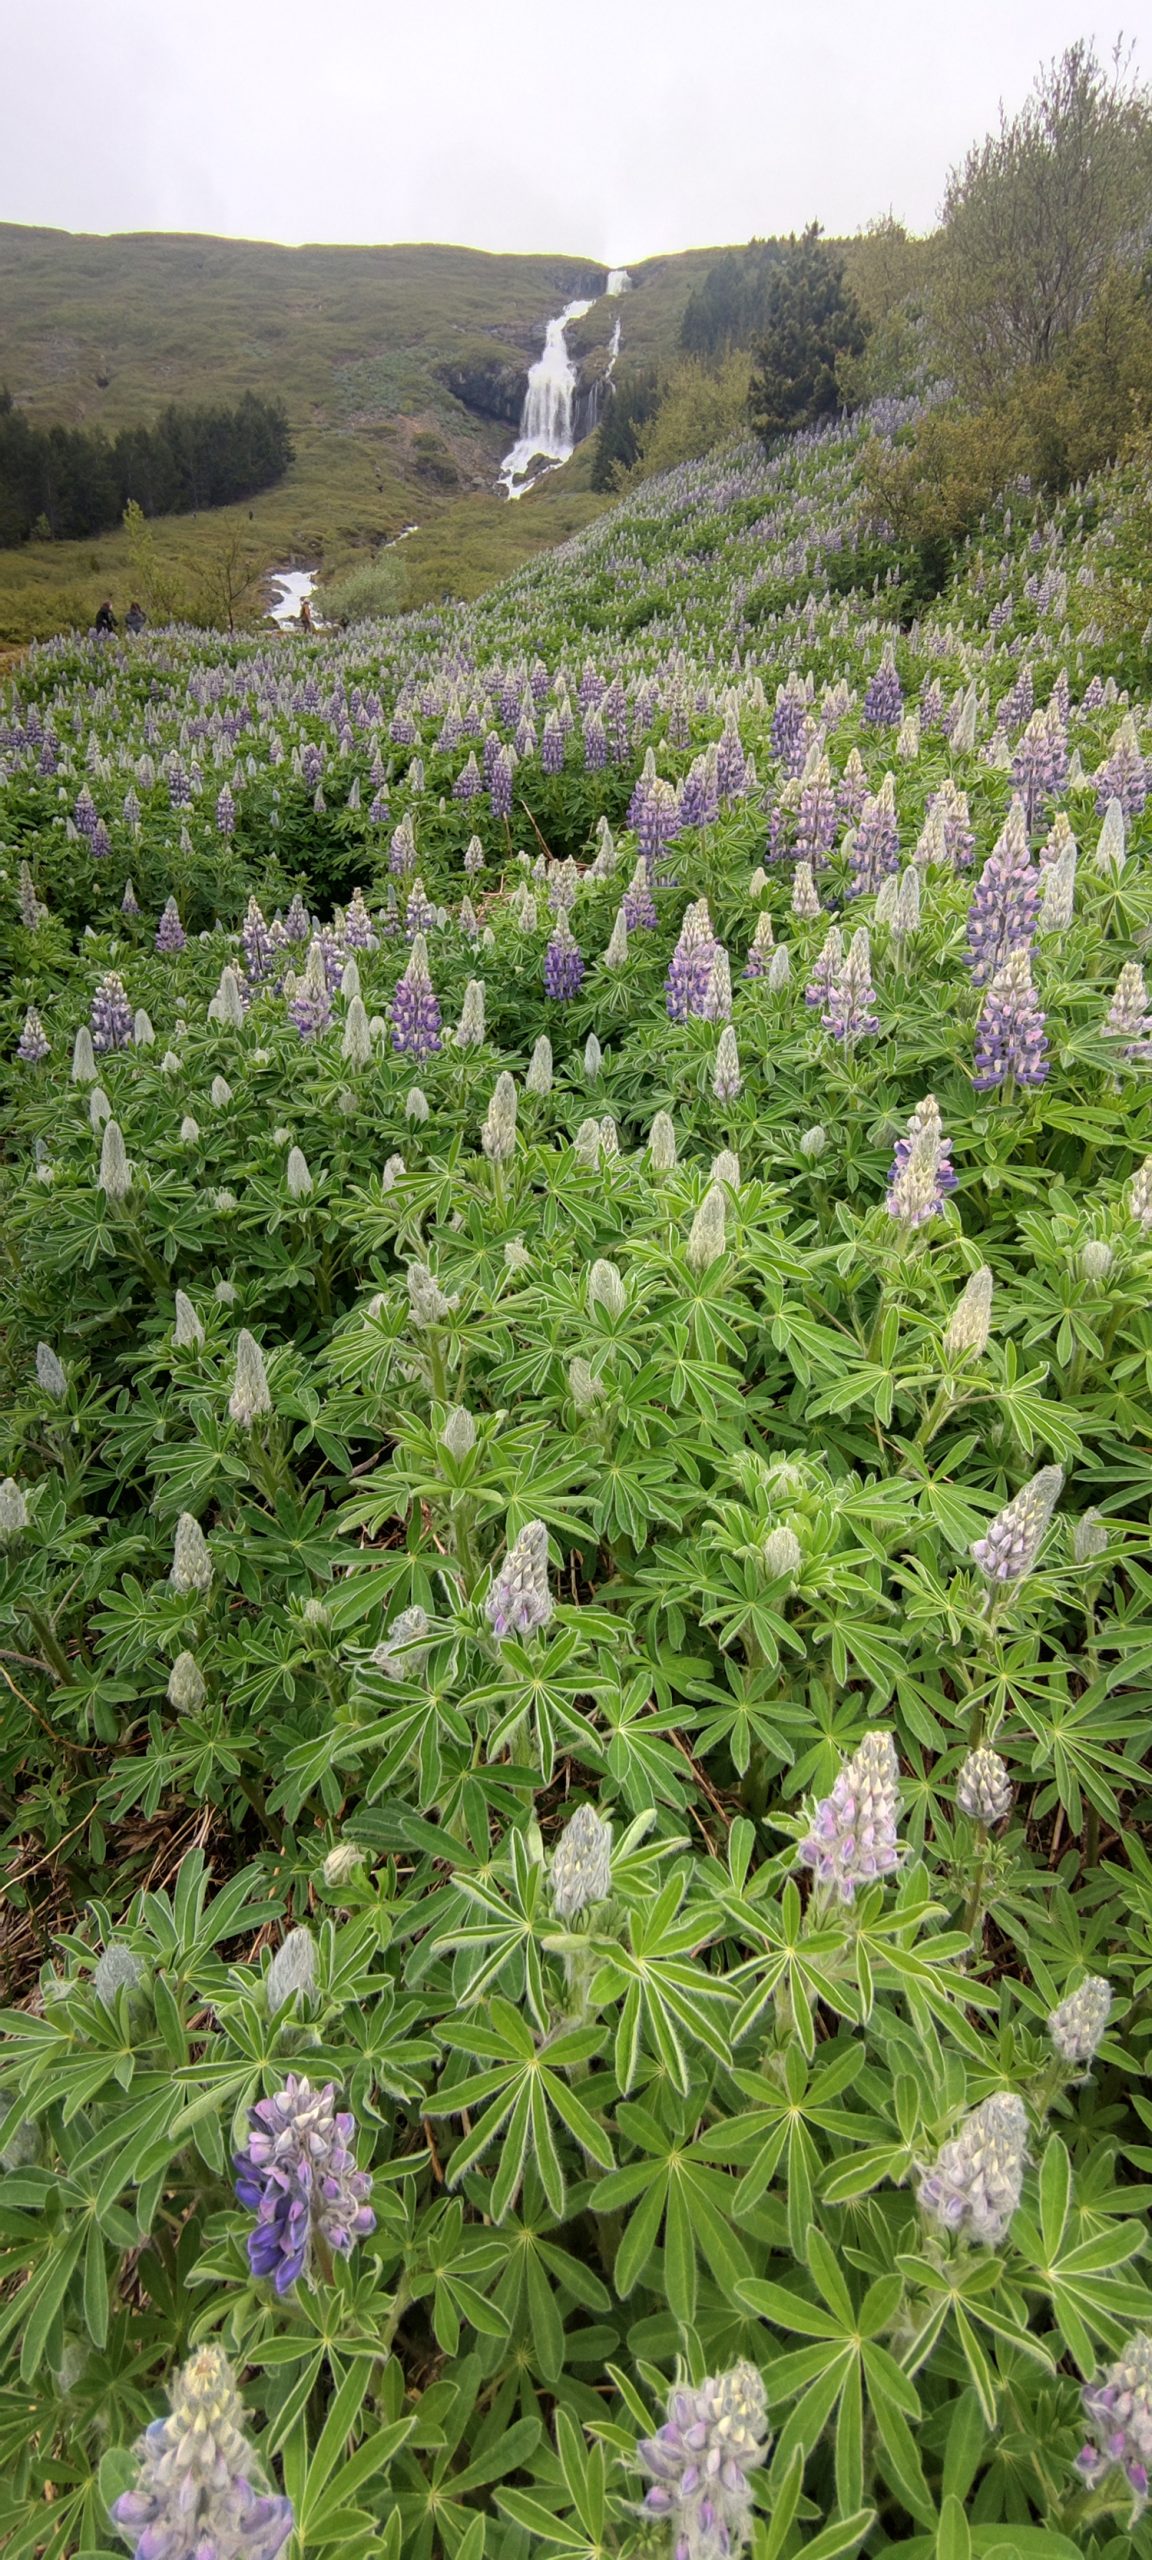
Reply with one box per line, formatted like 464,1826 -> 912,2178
748,227 -> 868,448
319,554 -> 408,625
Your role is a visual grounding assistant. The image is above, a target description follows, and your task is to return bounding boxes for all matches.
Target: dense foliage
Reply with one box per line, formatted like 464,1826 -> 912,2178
1,405 -> 1152,2560
748,235 -> 868,451
0,390 -> 294,548
680,246 -> 787,361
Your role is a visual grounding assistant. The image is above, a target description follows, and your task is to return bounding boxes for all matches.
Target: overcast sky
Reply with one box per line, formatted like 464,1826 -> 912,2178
3,2 -> 1147,260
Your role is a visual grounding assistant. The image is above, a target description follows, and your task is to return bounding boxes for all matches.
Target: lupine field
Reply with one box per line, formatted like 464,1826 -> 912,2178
2,406 -> 1152,2560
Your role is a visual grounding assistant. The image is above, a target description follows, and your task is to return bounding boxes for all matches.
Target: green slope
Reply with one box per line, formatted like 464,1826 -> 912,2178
0,225 -> 729,640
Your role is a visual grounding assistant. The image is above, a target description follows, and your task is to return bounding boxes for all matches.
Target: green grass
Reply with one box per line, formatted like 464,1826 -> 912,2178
0,226 -> 731,641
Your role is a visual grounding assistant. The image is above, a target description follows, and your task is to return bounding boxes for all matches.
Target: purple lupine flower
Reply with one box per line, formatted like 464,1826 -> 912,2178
121,877 -> 139,916
390,815 -> 416,876
999,662 -> 1034,732
666,899 -> 719,1022
699,947 -> 732,1022
91,972 -> 134,1052
91,817 -> 111,860
602,678 -> 630,762
343,886 -> 378,949
486,1519 -> 552,1639
771,672 -> 808,772
16,1006 -> 49,1063
283,892 -> 311,942
971,1466 -> 1063,1583
73,784 -> 98,838
927,781 -> 975,869
405,879 -> 436,941
453,751 -> 483,800
885,1096 -> 957,1227
314,925 -> 347,992
863,644 -> 903,728
582,708 -> 608,769
805,924 -> 842,1009
155,896 -> 186,954
109,2344 -> 293,2560
544,915 -> 585,1000
848,775 -> 899,897
390,932 -> 442,1059
918,2093 -> 1028,2244
966,805 -> 1040,984
635,2363 -> 770,2560
676,760 -> 716,830
796,759 -> 839,864
241,897 -> 274,980
715,709 -> 747,799
166,755 -> 191,809
234,2074 -> 375,2293
797,1730 -> 901,1902
972,949 -> 1049,1091
541,712 -> 565,775
1012,706 -> 1067,832
1077,2336 -> 1152,2509
216,784 -> 236,836
1049,1976 -> 1111,2068
837,746 -> 868,823
489,744 -> 515,820
743,914 -> 775,979
288,943 -> 333,1041
637,778 -> 679,876
1095,715 -> 1147,820
822,927 -> 879,1047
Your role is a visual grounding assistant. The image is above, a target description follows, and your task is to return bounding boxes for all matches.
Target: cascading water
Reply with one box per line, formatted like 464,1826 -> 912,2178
499,268 -> 631,500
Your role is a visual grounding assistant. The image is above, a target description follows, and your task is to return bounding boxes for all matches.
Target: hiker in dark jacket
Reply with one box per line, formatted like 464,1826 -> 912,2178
125,601 -> 146,634
93,600 -> 117,635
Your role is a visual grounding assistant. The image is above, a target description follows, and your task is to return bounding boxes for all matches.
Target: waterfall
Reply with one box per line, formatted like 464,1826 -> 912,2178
498,268 -> 633,501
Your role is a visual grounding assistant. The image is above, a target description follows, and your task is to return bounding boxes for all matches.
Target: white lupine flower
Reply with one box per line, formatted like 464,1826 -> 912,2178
407,1263 -> 458,1327
550,1803 -> 612,1919
340,958 -> 361,1001
767,943 -> 791,989
525,1035 -> 553,1095
713,1025 -> 742,1101
208,966 -> 247,1029
918,2092 -> 1028,2244
286,1147 -> 312,1198
93,1943 -> 144,2008
792,862 -> 820,920
604,907 -> 629,968
265,1927 -> 317,2013
481,1071 -> 517,1162
583,1033 -> 602,1080
956,1746 -> 1013,1823
71,1026 -> 97,1083
161,1050 -> 182,1076
573,1117 -> 600,1167
455,979 -> 486,1045
228,1331 -> 272,1429
1095,796 -> 1126,874
171,1513 -> 213,1594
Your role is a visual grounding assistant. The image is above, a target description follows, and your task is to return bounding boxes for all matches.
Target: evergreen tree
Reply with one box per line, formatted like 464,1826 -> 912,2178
0,389 -> 294,546
747,228 -> 868,449
590,372 -> 661,489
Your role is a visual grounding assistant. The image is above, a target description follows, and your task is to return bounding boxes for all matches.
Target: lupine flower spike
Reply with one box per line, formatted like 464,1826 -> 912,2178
798,1731 -> 901,1902
635,2362 -> 770,2560
109,2344 -> 293,2560
234,2075 -> 375,2292
918,2092 -> 1028,2244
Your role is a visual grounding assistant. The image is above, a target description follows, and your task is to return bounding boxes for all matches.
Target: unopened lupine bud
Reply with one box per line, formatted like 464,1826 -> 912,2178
588,1258 -> 626,1318
109,2343 -> 294,2560
90,1086 -> 112,1131
1048,1975 -> 1111,2067
1073,1508 -> 1108,1564
635,2362 -> 770,2560
98,1121 -> 132,1202
918,2091 -> 1027,2243
1128,1158 -> 1152,1228
599,1114 -> 619,1158
265,1928 -> 317,2014
569,1356 -> 605,1412
482,1070 -> 517,1162
405,1085 -> 430,1122
504,1237 -> 531,1272
767,943 -> 791,989
211,1075 -> 233,1107
687,1183 -> 727,1275
171,1512 -> 213,1595
972,1466 -> 1064,1583
373,1604 -> 430,1680
0,1479 -> 29,1546
441,1406 -> 476,1460
573,1117 -> 600,1166
216,1280 -> 237,1305
1077,2334 -> 1152,2506
455,980 -> 486,1046
1079,1239 -> 1114,1284
209,965 -> 247,1030
550,1802 -> 612,1919
173,1291 -> 205,1351
36,1343 -> 67,1398
179,1114 -> 200,1145
525,1035 -> 553,1095
957,1746 -> 1013,1823
799,1124 -> 826,1159
1095,796 -> 1126,874
583,1033 -> 602,1080
792,861 -> 820,920
323,1840 -> 365,1887
407,1262 -> 457,1326
168,1650 -> 206,1713
71,1026 -> 97,1083
340,958 -> 361,1002
134,1009 -> 155,1047
944,1267 -> 993,1360
763,1524 -> 802,1578
798,1730 -> 901,1901
604,907 -> 629,968
713,1024 -> 742,1101
229,1331 -> 272,1429
93,1943 -> 143,2008
649,1110 -> 677,1170
341,996 -> 373,1066
487,1519 -> 553,1639
711,1148 -> 740,1189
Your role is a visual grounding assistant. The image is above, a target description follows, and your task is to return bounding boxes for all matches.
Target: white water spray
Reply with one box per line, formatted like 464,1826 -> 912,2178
499,269 -> 632,500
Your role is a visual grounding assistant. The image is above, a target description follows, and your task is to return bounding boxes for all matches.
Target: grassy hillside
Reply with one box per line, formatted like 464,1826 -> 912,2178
0,226 -> 727,640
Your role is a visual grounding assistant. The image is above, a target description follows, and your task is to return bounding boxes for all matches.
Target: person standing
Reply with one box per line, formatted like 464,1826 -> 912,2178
93,600 -> 117,635
125,601 -> 146,634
